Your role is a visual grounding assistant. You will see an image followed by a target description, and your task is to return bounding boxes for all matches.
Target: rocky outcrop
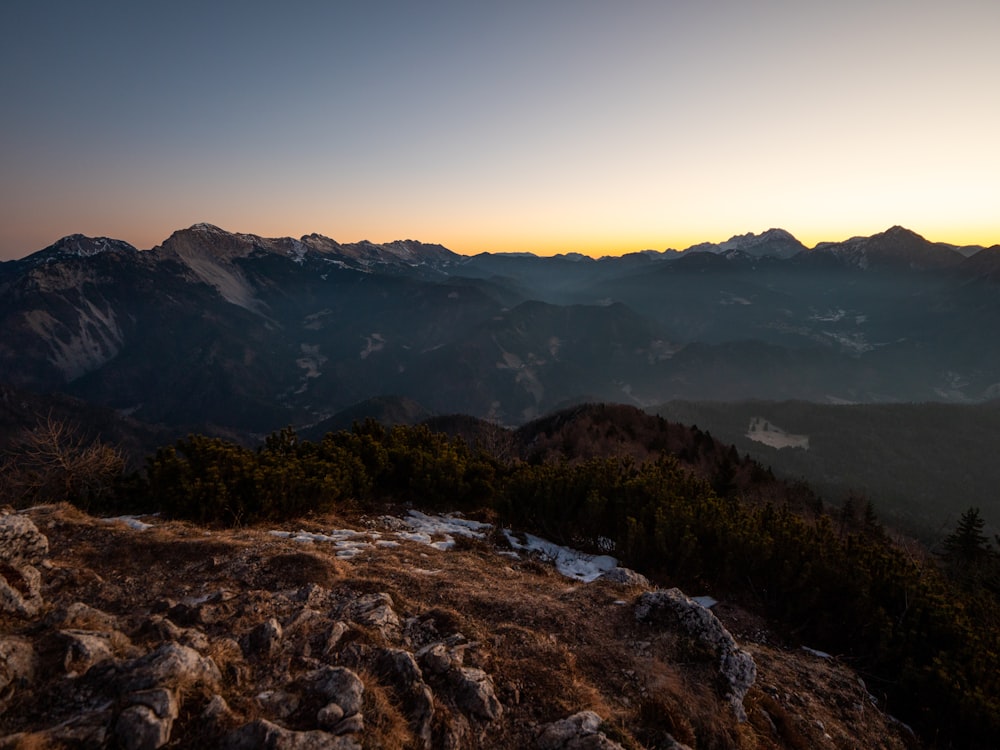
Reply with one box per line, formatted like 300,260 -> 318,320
0,506 -> 917,749
597,566 -> 650,588
221,719 -> 361,750
0,637 -> 36,709
636,588 -> 757,721
0,512 -> 48,617
536,711 -> 625,749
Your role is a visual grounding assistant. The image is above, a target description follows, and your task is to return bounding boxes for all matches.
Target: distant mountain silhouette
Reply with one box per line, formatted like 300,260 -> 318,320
2,224 -> 999,434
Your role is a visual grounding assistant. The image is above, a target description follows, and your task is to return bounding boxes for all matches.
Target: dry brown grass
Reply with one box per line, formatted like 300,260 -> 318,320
356,667 -> 416,749
2,504 -> 920,750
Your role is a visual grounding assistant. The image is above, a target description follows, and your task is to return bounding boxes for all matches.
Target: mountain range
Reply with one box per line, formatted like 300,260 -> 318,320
2,223 -> 999,435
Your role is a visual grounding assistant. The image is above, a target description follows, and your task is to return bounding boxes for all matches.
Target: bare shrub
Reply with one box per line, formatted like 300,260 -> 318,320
0,414 -> 124,508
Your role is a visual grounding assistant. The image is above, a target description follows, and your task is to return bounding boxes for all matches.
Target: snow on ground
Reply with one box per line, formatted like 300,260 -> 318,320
503,530 -> 618,583
268,510 -> 619,583
101,515 -> 154,531
270,510 -> 491,558
269,528 -> 376,559
94,507 -> 627,587
746,417 -> 809,450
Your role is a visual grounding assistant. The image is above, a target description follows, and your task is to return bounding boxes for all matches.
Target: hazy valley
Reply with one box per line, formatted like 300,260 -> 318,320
3,225 -> 1000,748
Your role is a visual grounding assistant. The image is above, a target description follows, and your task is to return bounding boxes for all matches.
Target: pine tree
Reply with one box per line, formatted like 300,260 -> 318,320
942,507 -> 993,568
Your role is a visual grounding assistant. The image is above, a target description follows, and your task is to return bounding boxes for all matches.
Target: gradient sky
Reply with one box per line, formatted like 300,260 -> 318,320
2,0 -> 998,260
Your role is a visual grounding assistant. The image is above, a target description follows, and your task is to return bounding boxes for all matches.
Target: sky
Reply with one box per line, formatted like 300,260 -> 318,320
2,0 -> 998,260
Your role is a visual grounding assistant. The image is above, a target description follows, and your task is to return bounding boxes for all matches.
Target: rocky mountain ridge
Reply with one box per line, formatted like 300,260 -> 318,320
2,224 -> 1000,433
0,505 -> 915,749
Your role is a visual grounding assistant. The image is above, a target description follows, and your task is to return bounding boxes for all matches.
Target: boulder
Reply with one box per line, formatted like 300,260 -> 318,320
0,560 -> 43,618
0,636 -> 37,706
115,704 -> 169,750
60,629 -> 119,675
598,567 -> 650,588
316,701 -> 345,729
221,719 -> 361,750
417,640 -> 502,722
257,689 -> 300,719
347,593 -> 401,640
118,641 -> 222,693
451,666 -> 503,721
536,711 -> 625,750
53,601 -> 119,631
635,589 -> 757,721
244,617 -> 284,659
303,665 -> 365,717
377,648 -> 434,748
0,513 -> 49,564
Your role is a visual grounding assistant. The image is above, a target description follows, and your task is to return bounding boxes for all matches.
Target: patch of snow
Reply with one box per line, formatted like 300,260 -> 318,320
719,293 -> 752,306
821,331 -> 873,354
360,333 -> 385,359
270,512 -> 632,586
692,595 -> 719,609
269,529 -> 374,558
286,240 -> 307,264
102,515 -> 154,531
810,308 -> 847,323
503,530 -> 618,582
296,344 -> 326,384
801,646 -> 833,659
746,417 -> 809,450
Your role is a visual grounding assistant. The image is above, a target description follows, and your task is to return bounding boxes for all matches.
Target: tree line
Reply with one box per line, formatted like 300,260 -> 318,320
5,418 -> 1000,747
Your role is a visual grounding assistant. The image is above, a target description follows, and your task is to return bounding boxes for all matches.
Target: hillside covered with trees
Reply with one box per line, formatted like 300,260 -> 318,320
4,404 -> 1000,747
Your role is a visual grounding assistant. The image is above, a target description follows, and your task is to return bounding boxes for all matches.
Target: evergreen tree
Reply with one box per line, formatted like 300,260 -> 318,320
942,507 -> 993,568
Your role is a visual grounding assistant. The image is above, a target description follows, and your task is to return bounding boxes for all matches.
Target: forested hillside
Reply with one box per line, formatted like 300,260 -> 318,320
656,399 -> 1000,539
8,404 -> 993,747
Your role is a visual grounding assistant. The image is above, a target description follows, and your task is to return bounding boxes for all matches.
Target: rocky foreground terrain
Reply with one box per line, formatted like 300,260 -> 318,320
0,505 -> 916,749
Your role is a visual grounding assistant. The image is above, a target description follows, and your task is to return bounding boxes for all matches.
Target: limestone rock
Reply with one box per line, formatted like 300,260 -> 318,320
635,588 -> 757,721
316,701 -> 345,729
257,689 -> 300,719
201,693 -> 238,729
0,514 -> 48,618
60,629 -> 119,675
377,648 -> 435,748
598,567 -> 650,588
0,513 -> 49,565
0,636 -> 37,706
323,621 -> 349,656
417,642 -> 454,675
244,617 -> 284,659
452,666 -> 503,721
114,704 -> 172,750
142,614 -> 211,651
417,640 -> 502,722
536,711 -> 625,750
348,592 -> 401,639
0,559 -> 43,617
53,601 -> 119,631
119,641 -> 222,693
303,665 -> 365,717
221,718 -> 361,750
330,713 -> 364,736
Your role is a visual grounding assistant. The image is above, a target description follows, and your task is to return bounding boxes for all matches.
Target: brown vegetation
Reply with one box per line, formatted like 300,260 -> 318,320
0,503 -> 918,749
